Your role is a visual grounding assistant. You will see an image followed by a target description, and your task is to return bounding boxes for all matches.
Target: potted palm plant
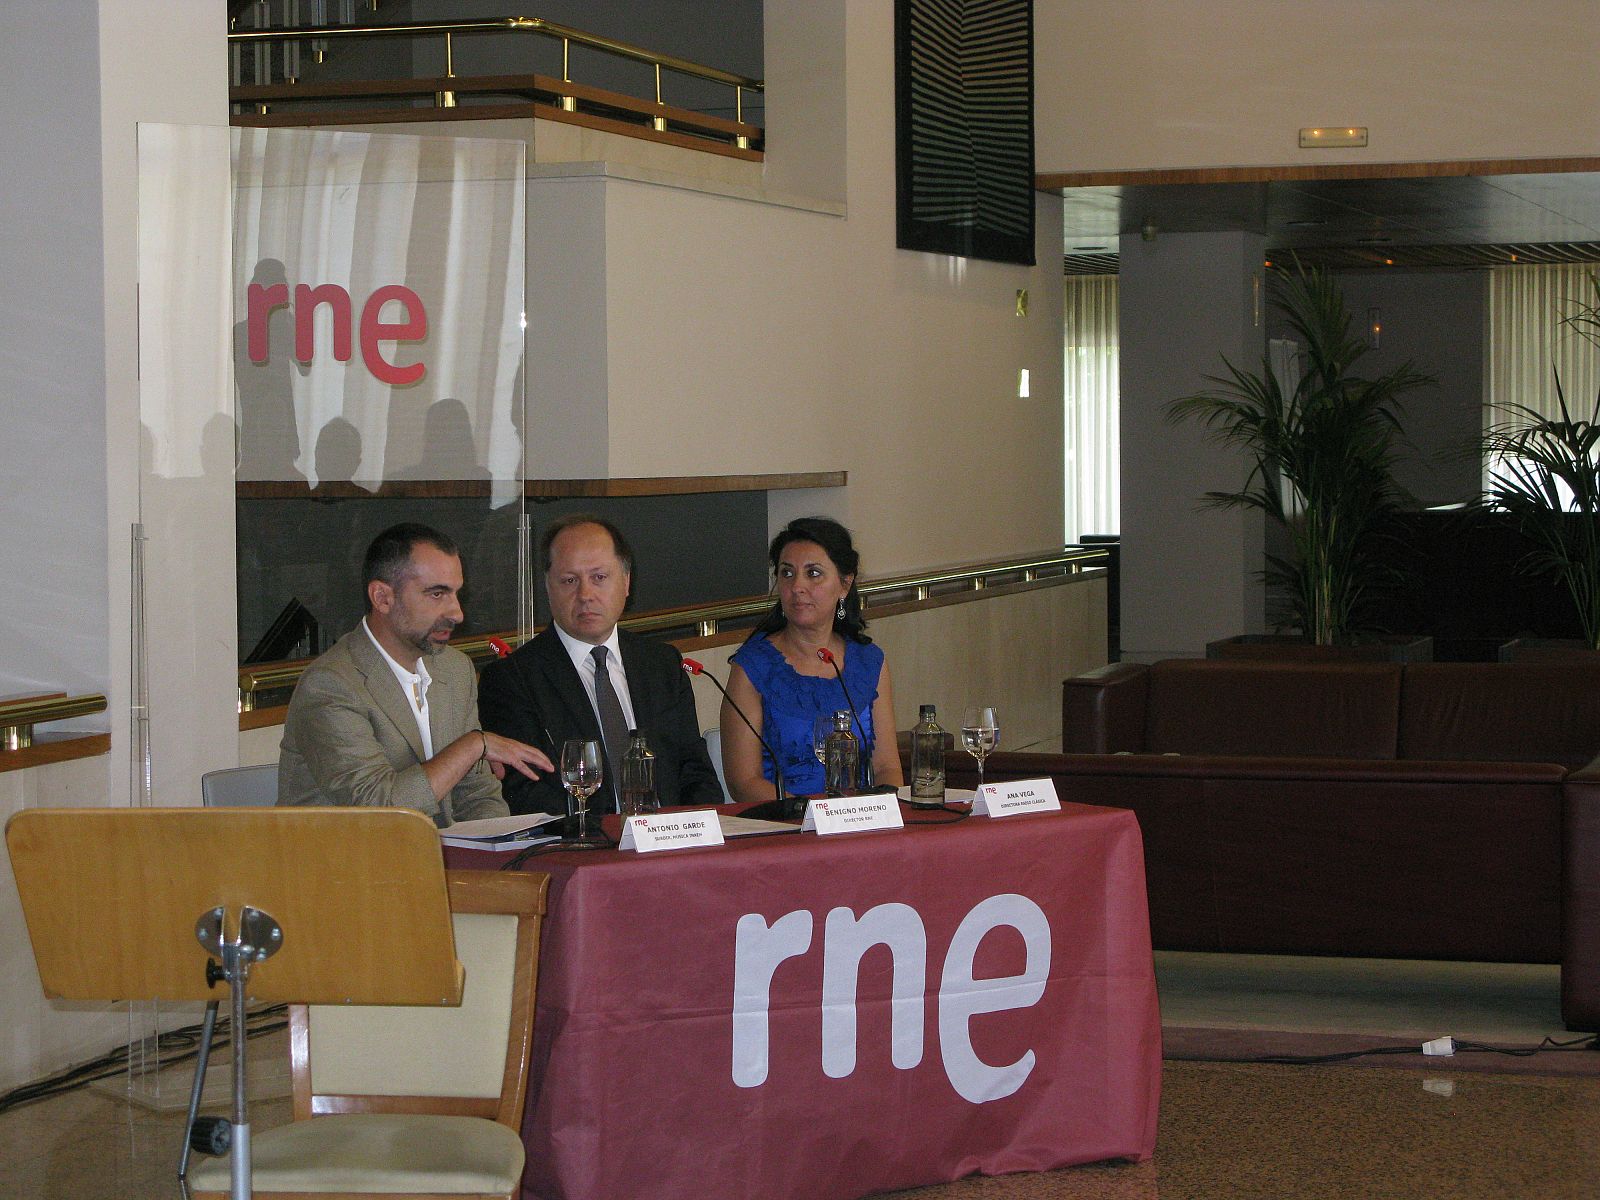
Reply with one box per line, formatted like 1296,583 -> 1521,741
1168,264 -> 1433,650
1484,274 -> 1600,654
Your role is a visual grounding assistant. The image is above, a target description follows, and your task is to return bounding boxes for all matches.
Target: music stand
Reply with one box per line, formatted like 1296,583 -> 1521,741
5,807 -> 463,1200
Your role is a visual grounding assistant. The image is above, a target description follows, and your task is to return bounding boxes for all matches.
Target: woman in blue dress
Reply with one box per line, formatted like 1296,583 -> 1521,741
721,517 -> 903,802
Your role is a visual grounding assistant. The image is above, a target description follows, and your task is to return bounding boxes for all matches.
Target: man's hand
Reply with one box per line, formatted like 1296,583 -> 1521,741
482,731 -> 554,781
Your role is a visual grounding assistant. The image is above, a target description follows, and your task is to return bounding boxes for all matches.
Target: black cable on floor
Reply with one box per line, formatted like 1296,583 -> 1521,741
1171,1032 -> 1600,1067
0,1004 -> 288,1116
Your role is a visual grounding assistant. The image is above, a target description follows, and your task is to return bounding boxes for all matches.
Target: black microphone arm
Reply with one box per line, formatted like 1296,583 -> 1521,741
817,649 -> 874,790
681,658 -> 786,809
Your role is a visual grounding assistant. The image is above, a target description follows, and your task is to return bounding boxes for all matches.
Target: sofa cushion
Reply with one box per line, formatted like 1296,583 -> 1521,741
1399,663 -> 1600,768
1144,660 -> 1403,759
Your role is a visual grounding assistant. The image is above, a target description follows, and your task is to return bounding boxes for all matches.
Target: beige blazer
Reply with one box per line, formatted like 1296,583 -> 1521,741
277,627 -> 507,825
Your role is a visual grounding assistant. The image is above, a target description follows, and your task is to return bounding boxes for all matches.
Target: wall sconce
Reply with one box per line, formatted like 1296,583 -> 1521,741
1300,126 -> 1368,148
1368,307 -> 1382,349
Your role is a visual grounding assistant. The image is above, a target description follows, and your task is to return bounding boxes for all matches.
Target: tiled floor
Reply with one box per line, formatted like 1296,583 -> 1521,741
2,956 -> 1597,1199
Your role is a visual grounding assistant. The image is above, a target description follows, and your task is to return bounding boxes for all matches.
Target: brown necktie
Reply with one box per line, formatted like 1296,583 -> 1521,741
590,645 -> 629,813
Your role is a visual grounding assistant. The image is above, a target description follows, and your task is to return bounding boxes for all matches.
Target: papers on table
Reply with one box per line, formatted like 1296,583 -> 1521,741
717,813 -> 802,838
440,811 -> 563,852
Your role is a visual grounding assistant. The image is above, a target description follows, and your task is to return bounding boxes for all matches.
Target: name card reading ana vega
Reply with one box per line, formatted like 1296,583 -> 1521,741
619,810 -> 726,853
972,778 -> 1061,817
801,794 -> 906,835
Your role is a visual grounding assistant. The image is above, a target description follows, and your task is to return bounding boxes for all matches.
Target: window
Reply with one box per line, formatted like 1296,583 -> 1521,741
1063,275 -> 1119,542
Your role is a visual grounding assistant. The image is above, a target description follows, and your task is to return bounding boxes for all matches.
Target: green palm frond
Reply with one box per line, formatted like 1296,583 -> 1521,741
1167,262 -> 1433,644
1482,369 -> 1600,648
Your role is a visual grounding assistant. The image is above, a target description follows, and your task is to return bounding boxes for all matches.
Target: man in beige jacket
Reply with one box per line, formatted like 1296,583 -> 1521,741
277,522 -> 552,826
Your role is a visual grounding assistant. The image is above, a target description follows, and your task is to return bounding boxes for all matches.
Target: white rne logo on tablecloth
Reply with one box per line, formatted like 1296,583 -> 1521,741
730,894 -> 1051,1103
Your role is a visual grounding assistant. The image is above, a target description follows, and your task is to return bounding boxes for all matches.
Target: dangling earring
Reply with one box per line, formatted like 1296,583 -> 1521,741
836,597 -> 847,621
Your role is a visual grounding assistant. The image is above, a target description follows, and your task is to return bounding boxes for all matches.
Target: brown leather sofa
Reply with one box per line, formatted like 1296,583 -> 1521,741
944,658 -> 1600,1031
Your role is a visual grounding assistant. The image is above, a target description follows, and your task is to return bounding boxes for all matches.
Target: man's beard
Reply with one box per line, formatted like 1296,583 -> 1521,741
407,621 -> 455,657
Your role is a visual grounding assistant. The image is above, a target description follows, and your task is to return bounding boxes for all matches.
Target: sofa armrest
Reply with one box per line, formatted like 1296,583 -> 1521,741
1063,662 -> 1148,753
1564,761 -> 1600,1030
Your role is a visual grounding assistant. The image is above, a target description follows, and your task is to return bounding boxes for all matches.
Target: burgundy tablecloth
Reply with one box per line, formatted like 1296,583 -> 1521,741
449,801 -> 1160,1200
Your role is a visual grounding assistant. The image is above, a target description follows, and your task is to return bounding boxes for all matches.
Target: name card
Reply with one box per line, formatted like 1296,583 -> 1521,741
619,810 -> 726,853
972,778 -> 1061,818
801,794 -> 906,835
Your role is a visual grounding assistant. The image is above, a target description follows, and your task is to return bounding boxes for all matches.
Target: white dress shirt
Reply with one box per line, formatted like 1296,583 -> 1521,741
552,622 -> 638,733
362,617 -> 435,759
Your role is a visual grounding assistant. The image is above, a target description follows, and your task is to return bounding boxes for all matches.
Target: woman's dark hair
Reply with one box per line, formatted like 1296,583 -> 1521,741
748,516 -> 871,644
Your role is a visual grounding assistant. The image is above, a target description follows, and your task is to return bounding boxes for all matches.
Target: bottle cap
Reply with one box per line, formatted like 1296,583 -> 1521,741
919,704 -> 936,719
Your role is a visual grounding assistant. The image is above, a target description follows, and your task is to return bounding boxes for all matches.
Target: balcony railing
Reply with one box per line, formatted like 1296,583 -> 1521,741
237,547 -> 1109,715
0,693 -> 109,752
228,14 -> 763,152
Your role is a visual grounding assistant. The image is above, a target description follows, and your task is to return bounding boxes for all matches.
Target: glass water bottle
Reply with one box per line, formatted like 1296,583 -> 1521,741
908,704 -> 946,806
620,730 -> 658,816
823,710 -> 859,798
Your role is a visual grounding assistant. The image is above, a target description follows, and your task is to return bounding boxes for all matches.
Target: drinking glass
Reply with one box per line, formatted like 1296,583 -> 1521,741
960,707 -> 1000,792
561,738 -> 604,840
812,713 -> 835,765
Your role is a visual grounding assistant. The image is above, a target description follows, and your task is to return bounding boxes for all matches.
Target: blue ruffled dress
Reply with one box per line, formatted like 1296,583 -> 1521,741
730,635 -> 884,796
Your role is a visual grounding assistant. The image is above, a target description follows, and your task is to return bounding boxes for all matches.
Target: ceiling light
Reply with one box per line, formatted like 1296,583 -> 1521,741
1285,219 -> 1327,228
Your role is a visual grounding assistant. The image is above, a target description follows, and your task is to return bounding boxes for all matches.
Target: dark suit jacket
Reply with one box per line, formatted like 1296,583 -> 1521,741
277,627 -> 507,825
478,626 -> 723,816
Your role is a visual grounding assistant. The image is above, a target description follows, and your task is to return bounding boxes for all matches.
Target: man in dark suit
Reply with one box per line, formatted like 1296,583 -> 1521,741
278,522 -> 552,824
478,515 -> 723,817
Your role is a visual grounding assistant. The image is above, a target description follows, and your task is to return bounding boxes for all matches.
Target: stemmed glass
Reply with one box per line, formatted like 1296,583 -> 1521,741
561,739 -> 604,840
960,707 -> 1000,792
811,713 -> 835,768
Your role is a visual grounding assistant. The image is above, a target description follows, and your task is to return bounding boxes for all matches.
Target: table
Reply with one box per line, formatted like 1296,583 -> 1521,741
449,801 -> 1160,1200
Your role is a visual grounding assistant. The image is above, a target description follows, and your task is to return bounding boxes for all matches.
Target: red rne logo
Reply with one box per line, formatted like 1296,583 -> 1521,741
246,281 -> 428,386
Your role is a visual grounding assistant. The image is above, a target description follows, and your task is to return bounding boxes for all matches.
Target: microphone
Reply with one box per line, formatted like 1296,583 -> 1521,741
816,648 -> 874,791
487,637 -> 513,658
682,658 -> 787,812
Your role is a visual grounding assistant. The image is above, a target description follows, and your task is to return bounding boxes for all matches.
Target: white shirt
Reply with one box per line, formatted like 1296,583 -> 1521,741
363,617 -> 435,759
552,622 -> 638,733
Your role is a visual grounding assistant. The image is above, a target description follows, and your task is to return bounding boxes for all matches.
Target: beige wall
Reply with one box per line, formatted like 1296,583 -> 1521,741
525,0 -> 1067,575
1036,0 -> 1600,174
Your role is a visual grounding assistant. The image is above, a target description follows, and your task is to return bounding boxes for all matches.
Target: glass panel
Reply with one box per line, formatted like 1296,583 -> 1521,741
230,127 -> 527,668
137,123 -> 239,804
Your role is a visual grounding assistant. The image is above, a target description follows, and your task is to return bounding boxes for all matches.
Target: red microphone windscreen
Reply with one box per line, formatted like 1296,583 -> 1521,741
816,647 -> 835,663
488,637 -> 512,659
682,657 -> 704,675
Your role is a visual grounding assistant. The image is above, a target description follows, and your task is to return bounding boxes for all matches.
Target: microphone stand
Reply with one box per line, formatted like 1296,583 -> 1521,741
682,660 -> 790,817
817,649 -> 874,792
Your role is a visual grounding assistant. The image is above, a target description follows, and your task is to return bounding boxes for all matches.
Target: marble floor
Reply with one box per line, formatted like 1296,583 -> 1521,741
2,955 -> 1597,1200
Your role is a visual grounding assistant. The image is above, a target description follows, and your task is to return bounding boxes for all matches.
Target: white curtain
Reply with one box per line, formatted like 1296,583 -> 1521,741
1063,275 -> 1120,542
1486,264 -> 1600,491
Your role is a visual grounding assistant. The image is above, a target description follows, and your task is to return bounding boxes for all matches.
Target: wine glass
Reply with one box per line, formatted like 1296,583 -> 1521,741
561,739 -> 604,840
960,707 -> 999,792
812,713 -> 835,766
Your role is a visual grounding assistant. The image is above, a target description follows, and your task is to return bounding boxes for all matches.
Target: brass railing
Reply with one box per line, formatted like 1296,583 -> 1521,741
228,14 -> 762,141
237,548 -> 1109,712
0,694 -> 109,752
